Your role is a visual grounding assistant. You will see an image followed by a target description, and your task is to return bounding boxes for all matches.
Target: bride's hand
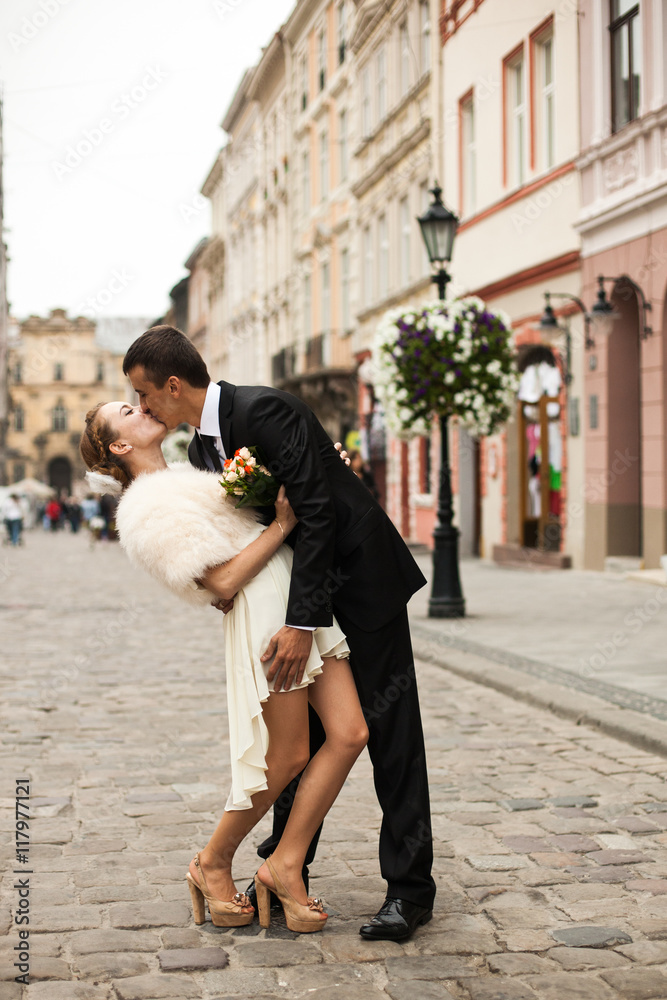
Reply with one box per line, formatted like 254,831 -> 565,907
275,485 -> 297,535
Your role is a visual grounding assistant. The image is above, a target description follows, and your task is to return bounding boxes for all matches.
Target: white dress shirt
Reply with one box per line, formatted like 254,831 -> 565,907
196,381 -> 226,469
197,381 -> 313,632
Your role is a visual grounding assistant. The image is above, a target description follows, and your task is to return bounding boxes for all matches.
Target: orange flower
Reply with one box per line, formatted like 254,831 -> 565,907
235,449 -> 240,456
245,465 -> 253,474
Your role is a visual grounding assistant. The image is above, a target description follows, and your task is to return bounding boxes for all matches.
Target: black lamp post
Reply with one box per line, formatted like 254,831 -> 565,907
417,184 -> 465,618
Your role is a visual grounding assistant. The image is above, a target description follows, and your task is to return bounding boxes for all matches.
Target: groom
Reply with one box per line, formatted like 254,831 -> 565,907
123,325 -> 436,940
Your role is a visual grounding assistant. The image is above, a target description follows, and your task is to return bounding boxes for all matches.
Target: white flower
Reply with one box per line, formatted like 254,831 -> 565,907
224,470 -> 238,483
238,447 -> 252,461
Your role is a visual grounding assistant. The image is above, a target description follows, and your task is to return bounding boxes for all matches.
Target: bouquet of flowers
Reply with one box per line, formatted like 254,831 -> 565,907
220,446 -> 279,509
371,297 -> 519,440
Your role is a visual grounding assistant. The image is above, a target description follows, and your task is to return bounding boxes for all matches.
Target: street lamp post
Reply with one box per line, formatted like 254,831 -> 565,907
417,184 -> 465,618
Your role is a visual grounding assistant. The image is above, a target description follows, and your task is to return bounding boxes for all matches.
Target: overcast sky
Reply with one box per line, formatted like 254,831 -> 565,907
1,0 -> 296,322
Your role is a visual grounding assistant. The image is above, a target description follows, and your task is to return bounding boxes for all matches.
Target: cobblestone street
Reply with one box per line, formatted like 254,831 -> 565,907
3,532 -> 667,999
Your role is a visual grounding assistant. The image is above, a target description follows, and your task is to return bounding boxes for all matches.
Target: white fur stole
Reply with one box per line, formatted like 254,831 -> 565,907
115,463 -> 265,605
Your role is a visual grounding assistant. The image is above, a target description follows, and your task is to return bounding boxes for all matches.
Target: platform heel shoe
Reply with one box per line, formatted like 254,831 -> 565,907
185,852 -> 254,927
255,857 -> 327,934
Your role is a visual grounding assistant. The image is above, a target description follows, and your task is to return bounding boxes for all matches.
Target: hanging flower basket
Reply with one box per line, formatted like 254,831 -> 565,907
371,297 -> 520,440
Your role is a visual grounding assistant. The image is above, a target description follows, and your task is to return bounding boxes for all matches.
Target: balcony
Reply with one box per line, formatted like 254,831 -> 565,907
305,335 -> 324,373
271,346 -> 296,385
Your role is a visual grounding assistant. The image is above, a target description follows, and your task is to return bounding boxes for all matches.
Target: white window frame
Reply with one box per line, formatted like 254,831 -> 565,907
318,26 -> 327,91
320,129 -> 329,201
420,1 -> 430,75
419,180 -> 430,273
337,2 -> 347,64
321,260 -> 331,334
377,213 -> 389,302
399,195 -> 411,286
303,273 -> 312,340
341,246 -> 351,333
300,54 -> 308,111
363,224 -> 373,307
361,64 -> 372,136
302,148 -> 310,216
507,52 -> 526,187
400,20 -> 410,97
536,31 -> 555,170
339,108 -> 348,183
461,93 -> 476,216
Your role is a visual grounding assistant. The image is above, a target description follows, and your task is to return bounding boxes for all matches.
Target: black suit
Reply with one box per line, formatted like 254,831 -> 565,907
189,381 -> 435,908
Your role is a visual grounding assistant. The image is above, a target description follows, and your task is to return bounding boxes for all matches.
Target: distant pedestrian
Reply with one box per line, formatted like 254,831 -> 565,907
80,494 -> 100,524
45,498 -> 62,531
67,498 -> 82,533
2,493 -> 23,546
348,449 -> 380,502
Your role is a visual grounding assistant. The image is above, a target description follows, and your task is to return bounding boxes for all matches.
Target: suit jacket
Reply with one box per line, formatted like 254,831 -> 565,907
188,381 -> 426,632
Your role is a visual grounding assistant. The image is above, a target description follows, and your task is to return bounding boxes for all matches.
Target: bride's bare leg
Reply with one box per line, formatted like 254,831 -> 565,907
258,656 -> 368,907
190,686 -> 310,905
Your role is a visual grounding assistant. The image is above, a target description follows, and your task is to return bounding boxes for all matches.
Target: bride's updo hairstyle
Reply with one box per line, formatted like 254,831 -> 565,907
80,402 -> 132,489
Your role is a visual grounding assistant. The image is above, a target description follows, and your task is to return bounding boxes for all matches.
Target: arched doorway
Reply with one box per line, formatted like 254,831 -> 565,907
606,277 -> 641,557
48,456 -> 72,495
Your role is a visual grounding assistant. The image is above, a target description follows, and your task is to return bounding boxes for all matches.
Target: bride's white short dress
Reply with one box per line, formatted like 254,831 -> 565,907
114,463 -> 349,813
224,543 -> 349,810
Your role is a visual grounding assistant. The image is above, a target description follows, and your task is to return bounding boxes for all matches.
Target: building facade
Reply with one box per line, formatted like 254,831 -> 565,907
6,309 -> 133,493
428,0 -> 585,567
576,0 -> 667,569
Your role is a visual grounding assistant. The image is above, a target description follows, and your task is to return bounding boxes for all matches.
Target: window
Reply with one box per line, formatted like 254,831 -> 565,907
376,45 -> 387,122
303,273 -> 312,340
377,213 -> 389,302
399,196 -> 411,286
52,401 -> 67,433
420,0 -> 431,74
302,149 -> 310,215
341,247 -> 351,333
610,0 -> 641,132
460,92 -> 476,215
320,130 -> 329,201
505,49 -> 526,186
532,25 -> 555,170
337,2 -> 346,64
301,55 -> 308,111
96,360 -> 105,382
318,27 -> 327,91
13,463 -> 25,482
321,261 -> 331,334
363,225 -> 373,307
13,405 -> 24,433
400,21 -> 411,97
12,360 -> 22,383
361,65 -> 372,136
54,362 -> 64,381
338,109 -> 348,182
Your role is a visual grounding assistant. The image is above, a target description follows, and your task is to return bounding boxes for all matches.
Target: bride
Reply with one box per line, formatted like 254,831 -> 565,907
80,400 -> 368,934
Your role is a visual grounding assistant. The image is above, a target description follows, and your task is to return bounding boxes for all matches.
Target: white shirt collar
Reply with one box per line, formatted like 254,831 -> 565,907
198,381 -> 222,436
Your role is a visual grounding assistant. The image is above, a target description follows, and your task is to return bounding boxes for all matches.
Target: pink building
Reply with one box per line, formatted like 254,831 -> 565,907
577,0 -> 667,569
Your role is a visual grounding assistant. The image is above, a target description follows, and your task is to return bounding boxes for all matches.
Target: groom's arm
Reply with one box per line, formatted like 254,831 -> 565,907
247,394 -> 336,629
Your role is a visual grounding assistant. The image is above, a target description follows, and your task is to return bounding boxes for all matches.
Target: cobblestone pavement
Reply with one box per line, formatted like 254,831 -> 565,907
2,533 -> 667,1000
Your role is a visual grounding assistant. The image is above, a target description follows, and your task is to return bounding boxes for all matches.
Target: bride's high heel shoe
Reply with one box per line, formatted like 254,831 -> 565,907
185,852 -> 254,927
255,857 -> 327,934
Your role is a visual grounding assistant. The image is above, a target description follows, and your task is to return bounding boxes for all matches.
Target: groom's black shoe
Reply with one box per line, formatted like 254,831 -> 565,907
359,897 -> 432,941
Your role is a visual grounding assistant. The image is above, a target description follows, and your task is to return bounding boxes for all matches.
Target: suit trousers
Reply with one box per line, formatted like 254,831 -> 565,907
257,607 -> 436,910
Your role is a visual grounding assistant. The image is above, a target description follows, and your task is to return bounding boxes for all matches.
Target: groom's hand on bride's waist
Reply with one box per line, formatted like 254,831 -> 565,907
212,595 -> 236,614
262,626 -> 313,691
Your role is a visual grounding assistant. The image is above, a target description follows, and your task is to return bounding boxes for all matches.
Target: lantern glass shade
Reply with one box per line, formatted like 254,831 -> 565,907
589,309 -> 617,341
417,186 -> 459,264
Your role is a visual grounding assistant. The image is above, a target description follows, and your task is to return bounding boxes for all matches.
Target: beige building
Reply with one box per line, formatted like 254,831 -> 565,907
350,0 -> 438,519
201,1 -> 358,441
6,309 -> 135,493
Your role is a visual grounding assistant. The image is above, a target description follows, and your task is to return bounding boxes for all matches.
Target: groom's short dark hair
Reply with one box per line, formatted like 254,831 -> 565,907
123,325 -> 210,389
